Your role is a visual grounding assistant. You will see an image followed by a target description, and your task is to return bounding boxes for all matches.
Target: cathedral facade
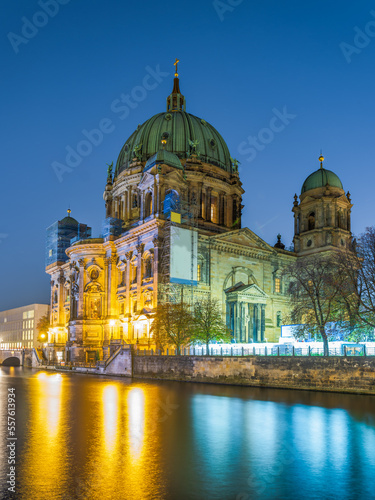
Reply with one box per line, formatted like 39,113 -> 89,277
45,66 -> 352,362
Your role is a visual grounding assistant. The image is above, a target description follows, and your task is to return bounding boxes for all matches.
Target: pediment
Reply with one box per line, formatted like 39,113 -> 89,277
225,282 -> 269,299
163,169 -> 187,185
300,195 -> 316,204
137,171 -> 154,189
212,227 -> 274,252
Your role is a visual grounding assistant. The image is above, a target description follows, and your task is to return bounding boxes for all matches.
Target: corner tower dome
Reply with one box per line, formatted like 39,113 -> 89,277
301,155 -> 343,193
114,62 -> 232,177
293,155 -> 353,256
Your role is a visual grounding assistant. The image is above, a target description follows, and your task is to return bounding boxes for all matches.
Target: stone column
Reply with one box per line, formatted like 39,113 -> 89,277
218,192 -> 224,225
50,280 -> 54,326
261,305 -> 265,342
153,178 -> 157,216
226,195 -> 233,228
78,259 -> 85,320
121,194 -> 125,220
57,273 -> 65,326
127,186 -> 132,221
109,254 -> 117,318
294,210 -> 299,235
205,187 -> 212,222
136,243 -> 144,308
152,237 -> 161,307
198,183 -> 203,219
125,251 -> 132,316
253,304 -> 258,342
104,258 -> 109,319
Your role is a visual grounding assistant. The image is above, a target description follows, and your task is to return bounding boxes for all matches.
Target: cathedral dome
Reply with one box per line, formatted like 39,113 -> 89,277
301,156 -> 343,194
114,111 -> 232,177
114,68 -> 232,177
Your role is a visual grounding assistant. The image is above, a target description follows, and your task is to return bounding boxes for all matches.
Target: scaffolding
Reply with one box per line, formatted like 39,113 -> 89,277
158,191 -> 199,306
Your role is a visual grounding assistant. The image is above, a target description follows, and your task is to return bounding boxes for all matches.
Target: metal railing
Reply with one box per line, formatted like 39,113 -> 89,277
133,345 -> 375,357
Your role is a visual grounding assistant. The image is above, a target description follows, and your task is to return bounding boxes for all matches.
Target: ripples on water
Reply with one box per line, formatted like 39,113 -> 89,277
0,367 -> 374,500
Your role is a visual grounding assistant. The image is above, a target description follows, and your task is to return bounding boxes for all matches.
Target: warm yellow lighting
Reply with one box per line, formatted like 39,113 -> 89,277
109,319 -> 116,327
103,385 -> 119,452
41,334 -> 46,339
127,388 -> 145,461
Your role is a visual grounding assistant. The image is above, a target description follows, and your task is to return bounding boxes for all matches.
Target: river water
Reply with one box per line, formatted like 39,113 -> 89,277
0,367 -> 374,500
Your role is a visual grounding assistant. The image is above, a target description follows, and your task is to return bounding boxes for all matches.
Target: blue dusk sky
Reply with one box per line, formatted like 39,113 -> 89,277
1,0 -> 375,310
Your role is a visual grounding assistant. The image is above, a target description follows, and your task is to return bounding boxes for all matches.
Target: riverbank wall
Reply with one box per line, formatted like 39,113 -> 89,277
132,355 -> 375,394
7,346 -> 374,394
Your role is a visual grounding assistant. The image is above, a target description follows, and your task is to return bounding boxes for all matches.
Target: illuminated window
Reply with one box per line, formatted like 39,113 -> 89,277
210,197 -> 218,223
275,277 -> 281,293
49,249 -> 53,257
197,264 -> 201,282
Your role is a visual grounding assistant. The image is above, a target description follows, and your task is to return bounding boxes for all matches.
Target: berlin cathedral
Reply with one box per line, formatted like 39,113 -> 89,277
45,61 -> 353,362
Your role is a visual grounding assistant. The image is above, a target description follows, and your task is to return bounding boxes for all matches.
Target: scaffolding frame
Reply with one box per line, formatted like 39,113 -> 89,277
158,190 -> 199,307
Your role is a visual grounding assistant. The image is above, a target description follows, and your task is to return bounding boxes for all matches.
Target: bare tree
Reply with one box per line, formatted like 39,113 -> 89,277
150,302 -> 194,354
336,227 -> 375,333
284,253 -> 350,356
192,297 -> 232,354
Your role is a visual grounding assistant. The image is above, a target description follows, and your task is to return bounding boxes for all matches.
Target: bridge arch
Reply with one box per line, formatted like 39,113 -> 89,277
2,357 -> 21,367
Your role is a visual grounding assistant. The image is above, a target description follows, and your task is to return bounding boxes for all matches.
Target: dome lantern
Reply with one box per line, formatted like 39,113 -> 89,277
166,58 -> 186,112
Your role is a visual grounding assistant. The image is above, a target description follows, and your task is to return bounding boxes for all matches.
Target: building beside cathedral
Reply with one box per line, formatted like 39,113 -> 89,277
45,64 -> 353,362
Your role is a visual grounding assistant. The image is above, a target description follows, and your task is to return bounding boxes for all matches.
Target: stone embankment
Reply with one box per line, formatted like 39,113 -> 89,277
5,346 -> 374,394
132,354 -> 375,395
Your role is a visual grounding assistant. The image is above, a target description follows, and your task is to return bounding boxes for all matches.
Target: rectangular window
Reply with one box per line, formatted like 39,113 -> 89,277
275,277 -> 281,293
197,264 -> 201,282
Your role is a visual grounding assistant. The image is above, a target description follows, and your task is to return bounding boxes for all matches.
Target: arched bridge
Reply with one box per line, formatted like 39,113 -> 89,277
0,349 -> 41,367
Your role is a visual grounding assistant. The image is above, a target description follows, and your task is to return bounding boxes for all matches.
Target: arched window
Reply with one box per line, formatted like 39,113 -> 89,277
132,193 -> 138,208
145,192 -> 153,218
210,196 -> 218,223
144,256 -> 153,279
308,212 -> 315,230
197,254 -> 208,283
130,259 -> 137,284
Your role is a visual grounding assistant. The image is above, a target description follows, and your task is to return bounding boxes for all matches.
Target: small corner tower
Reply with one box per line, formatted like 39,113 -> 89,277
293,155 -> 353,255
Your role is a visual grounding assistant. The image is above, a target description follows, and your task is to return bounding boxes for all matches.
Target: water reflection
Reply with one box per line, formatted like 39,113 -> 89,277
0,368 -> 374,500
102,384 -> 119,452
127,387 -> 145,461
17,371 -> 69,499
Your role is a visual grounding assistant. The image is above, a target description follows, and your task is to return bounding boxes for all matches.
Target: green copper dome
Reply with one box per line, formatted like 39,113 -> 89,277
144,150 -> 183,171
115,111 -> 232,176
114,75 -> 232,177
60,215 -> 78,225
301,167 -> 343,194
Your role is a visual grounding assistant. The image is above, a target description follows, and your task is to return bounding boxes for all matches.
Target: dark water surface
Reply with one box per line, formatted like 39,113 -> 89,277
0,367 -> 374,500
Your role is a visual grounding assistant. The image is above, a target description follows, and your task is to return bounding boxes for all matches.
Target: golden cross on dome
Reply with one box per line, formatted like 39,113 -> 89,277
174,58 -> 179,77
319,151 -> 324,169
